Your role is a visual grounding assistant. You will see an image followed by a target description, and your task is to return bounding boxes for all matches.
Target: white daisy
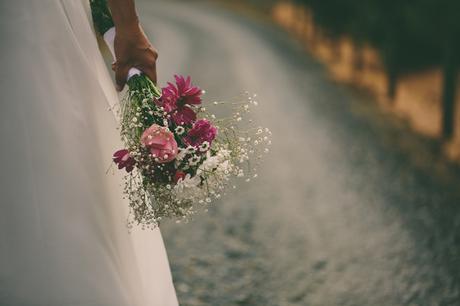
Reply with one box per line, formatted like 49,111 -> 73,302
185,146 -> 196,154
175,126 -> 185,135
188,155 -> 201,166
199,141 -> 210,152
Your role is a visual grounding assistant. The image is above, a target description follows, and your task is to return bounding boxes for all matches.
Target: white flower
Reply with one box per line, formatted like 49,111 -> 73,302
199,141 -> 210,152
175,148 -> 188,164
173,174 -> 202,201
196,149 -> 232,177
188,155 -> 201,166
176,174 -> 199,187
217,160 -> 232,175
175,126 -> 185,135
185,146 -> 196,154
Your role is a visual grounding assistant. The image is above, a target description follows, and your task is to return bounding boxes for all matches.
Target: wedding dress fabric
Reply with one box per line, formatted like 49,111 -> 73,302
0,1 -> 178,305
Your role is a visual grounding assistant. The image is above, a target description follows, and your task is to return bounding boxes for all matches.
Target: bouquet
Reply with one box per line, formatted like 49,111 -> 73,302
91,0 -> 271,228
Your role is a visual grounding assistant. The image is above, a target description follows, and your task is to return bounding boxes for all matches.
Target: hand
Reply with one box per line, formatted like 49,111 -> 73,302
113,23 -> 158,91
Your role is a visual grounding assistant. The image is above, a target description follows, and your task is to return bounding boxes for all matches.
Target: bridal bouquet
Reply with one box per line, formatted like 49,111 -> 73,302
91,0 -> 271,228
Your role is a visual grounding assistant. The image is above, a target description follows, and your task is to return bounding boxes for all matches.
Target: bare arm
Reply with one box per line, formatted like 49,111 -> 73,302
107,0 -> 158,90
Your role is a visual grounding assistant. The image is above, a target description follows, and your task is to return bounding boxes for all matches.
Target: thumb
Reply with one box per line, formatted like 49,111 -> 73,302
142,64 -> 158,85
115,63 -> 130,91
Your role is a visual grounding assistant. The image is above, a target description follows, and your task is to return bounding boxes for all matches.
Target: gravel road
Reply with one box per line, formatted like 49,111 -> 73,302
137,1 -> 460,305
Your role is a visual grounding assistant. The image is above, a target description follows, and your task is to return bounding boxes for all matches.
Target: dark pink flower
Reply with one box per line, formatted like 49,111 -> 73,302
159,75 -> 202,125
113,149 -> 136,173
184,119 -> 217,147
174,170 -> 186,183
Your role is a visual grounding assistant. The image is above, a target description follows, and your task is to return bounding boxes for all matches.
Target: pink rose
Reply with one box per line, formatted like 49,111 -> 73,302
141,124 -> 178,163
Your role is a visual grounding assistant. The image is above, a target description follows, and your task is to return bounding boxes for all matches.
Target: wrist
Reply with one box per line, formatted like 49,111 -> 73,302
114,16 -> 140,32
108,0 -> 140,31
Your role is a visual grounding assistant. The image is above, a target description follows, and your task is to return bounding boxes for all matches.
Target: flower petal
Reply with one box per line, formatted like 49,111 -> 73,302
172,106 -> 196,125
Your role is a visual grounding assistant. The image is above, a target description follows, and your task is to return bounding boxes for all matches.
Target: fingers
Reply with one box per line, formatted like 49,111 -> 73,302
115,63 -> 130,91
141,62 -> 158,85
114,46 -> 158,90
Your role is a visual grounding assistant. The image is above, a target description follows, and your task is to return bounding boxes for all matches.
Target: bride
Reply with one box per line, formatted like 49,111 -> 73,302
0,0 -> 178,305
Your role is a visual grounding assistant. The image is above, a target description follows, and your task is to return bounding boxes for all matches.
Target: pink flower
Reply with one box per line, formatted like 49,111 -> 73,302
184,119 -> 217,147
141,124 -> 178,163
159,75 -> 202,125
113,149 -> 136,173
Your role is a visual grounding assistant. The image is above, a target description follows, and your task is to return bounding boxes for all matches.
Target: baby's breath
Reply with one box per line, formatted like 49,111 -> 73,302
115,76 -> 270,229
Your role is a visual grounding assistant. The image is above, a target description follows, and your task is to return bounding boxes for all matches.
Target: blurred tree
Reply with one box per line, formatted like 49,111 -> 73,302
294,0 -> 460,139
434,0 -> 460,139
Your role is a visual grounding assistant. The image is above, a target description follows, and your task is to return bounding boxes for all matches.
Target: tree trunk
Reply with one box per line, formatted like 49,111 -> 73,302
383,45 -> 398,102
387,66 -> 398,101
353,43 -> 364,71
441,44 -> 459,140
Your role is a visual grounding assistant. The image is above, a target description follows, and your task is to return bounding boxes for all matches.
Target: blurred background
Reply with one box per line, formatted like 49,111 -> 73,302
133,0 -> 460,305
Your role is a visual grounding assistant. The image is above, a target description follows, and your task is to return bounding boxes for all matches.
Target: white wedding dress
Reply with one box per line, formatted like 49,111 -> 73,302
0,1 -> 178,305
